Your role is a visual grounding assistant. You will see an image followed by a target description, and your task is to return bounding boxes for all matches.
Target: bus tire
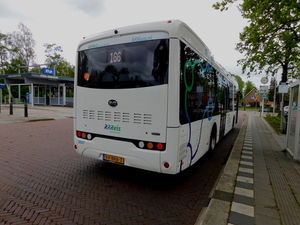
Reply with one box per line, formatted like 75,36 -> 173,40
209,125 -> 217,152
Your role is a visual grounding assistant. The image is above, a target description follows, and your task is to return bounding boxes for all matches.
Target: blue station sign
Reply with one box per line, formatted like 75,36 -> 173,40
42,68 -> 55,75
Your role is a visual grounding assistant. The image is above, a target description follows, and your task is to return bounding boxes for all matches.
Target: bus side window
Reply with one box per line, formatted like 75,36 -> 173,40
179,41 -> 216,124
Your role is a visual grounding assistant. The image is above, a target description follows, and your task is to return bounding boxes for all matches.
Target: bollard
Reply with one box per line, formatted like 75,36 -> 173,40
9,102 -> 13,115
24,103 -> 28,117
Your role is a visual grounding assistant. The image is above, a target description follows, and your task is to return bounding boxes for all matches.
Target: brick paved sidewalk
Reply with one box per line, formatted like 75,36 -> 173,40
198,114 -> 300,225
0,109 -> 243,225
0,105 -> 73,124
252,115 -> 300,224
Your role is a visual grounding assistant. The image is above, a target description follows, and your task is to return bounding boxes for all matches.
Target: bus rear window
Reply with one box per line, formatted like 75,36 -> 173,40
77,39 -> 169,89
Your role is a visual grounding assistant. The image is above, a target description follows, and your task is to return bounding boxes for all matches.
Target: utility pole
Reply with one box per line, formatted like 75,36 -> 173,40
18,62 -> 57,74
273,82 -> 277,114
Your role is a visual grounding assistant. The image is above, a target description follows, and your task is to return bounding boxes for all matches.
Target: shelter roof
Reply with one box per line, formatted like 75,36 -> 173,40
0,73 -> 74,86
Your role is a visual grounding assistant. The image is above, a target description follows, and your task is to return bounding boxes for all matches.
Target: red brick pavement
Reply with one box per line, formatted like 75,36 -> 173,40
0,115 -> 244,225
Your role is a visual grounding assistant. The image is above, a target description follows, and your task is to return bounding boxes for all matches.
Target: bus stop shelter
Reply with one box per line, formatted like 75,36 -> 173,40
286,80 -> 300,160
1,73 -> 74,107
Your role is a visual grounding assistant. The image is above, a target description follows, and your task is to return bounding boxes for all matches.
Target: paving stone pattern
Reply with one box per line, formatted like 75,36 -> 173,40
228,115 -> 254,225
252,115 -> 300,225
0,117 -> 241,225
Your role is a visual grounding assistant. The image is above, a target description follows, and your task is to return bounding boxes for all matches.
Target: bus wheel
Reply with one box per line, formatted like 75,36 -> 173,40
209,126 -> 217,152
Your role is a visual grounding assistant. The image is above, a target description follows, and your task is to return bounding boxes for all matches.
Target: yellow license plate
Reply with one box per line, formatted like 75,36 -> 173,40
104,154 -> 124,164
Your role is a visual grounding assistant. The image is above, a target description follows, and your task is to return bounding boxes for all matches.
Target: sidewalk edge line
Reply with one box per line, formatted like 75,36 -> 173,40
195,115 -> 248,225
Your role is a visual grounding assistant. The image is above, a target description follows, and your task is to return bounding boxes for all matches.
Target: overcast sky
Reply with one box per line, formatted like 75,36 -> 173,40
0,0 -> 267,88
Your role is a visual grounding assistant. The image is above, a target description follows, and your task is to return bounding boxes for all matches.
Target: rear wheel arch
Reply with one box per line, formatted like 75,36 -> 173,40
209,123 -> 217,152
232,115 -> 236,129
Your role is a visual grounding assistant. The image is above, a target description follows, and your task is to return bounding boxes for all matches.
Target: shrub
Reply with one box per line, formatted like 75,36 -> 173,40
264,114 -> 281,134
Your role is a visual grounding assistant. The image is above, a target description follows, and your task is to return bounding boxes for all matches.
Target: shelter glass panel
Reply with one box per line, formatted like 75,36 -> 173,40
287,85 -> 299,156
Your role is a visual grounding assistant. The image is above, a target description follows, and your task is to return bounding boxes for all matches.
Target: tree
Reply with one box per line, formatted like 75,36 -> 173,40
0,31 -> 19,74
43,43 -> 74,77
56,61 -> 74,78
244,80 -> 256,95
44,43 -> 64,64
2,58 -> 24,74
0,32 -> 8,74
212,0 -> 238,11
213,0 -> 300,83
268,76 -> 277,102
231,74 -> 245,93
5,22 -> 36,71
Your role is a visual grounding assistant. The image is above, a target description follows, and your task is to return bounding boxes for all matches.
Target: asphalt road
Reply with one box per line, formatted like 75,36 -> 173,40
0,111 -> 250,225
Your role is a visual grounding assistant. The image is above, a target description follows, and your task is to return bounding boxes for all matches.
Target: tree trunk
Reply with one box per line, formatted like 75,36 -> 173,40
278,63 -> 288,126
281,63 -> 288,83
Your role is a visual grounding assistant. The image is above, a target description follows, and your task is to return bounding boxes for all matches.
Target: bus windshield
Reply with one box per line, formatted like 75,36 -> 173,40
77,39 -> 169,89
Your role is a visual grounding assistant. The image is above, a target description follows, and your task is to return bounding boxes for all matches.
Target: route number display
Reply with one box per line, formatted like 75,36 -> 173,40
109,51 -> 122,63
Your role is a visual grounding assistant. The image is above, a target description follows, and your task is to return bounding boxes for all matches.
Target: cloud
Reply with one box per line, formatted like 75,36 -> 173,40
66,0 -> 106,17
0,0 -> 264,88
0,0 -> 27,20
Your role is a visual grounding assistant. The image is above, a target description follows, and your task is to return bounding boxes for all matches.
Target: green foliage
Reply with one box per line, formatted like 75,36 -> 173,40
10,85 -> 29,102
0,23 -> 75,103
213,0 -> 300,83
231,74 -> 244,93
1,25 -> 74,77
265,114 -> 281,126
0,31 -> 18,74
29,66 -> 41,73
43,43 -> 74,77
264,114 -> 281,134
56,61 -> 74,77
5,22 -> 36,69
237,0 -> 300,82
2,58 -> 25,74
44,43 -> 63,64
0,32 -> 9,66
244,80 -> 256,95
212,0 -> 238,11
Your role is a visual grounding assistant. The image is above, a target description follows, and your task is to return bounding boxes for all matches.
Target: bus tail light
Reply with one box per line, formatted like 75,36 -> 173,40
163,162 -> 170,169
74,145 -> 77,149
76,130 -> 165,151
138,141 -> 145,148
147,142 -> 154,149
134,140 -> 166,151
77,131 -> 87,138
156,143 -> 164,150
77,131 -> 92,140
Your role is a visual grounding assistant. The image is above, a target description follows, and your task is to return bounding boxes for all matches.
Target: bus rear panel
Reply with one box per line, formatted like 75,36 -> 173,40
74,20 -> 238,174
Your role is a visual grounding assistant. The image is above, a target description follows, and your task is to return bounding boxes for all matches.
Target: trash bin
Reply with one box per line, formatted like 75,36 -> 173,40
25,93 -> 31,103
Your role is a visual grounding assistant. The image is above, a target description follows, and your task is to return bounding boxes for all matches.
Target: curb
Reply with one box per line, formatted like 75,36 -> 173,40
195,115 -> 248,225
26,118 -> 55,122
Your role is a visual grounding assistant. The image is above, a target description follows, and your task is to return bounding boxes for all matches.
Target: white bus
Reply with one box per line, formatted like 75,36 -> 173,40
74,20 -> 239,174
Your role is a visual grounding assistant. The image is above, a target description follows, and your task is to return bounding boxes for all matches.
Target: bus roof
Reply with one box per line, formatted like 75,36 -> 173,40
79,20 -> 238,89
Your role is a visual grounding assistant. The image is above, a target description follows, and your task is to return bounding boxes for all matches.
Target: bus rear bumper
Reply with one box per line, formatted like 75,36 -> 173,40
74,137 -> 162,173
